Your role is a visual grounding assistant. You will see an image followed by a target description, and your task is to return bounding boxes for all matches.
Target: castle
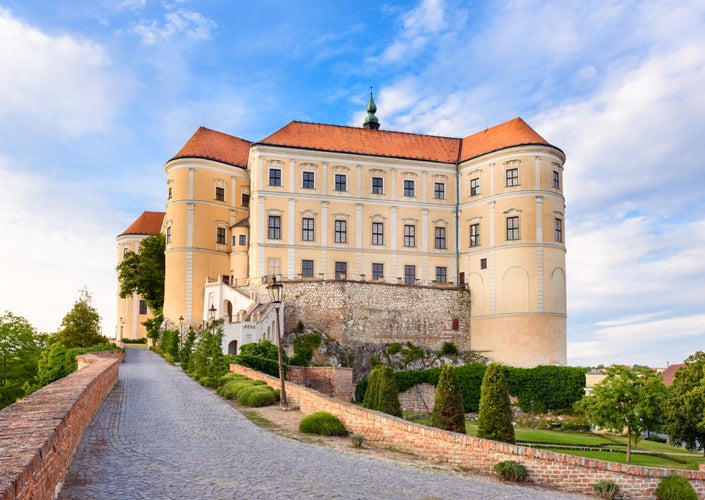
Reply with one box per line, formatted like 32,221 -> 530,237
117,95 -> 567,367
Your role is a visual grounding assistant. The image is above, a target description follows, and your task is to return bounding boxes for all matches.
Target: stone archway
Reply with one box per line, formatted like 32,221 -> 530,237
228,340 -> 238,355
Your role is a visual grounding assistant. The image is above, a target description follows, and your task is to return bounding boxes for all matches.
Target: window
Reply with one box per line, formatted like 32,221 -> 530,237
555,218 -> 563,242
123,246 -> 129,256
470,178 -> 480,196
372,177 -> 384,194
506,168 -> 519,187
334,174 -> 347,191
215,186 -> 225,201
403,179 -> 415,197
335,220 -> 347,243
480,258 -> 487,269
435,227 -> 446,249
168,186 -> 172,199
404,224 -> 415,247
404,265 -> 416,285
372,263 -> 384,281
302,171 -> 315,189
269,168 -> 281,186
507,216 -> 519,240
434,182 -> 445,199
302,259 -> 314,278
216,227 -> 226,244
268,258 -> 281,276
372,222 -> 384,245
139,300 -> 148,315
239,234 -> 247,246
241,193 -> 250,206
470,223 -> 480,247
436,267 -> 447,283
335,261 -> 347,280
166,226 -> 172,244
553,170 -> 560,189
302,218 -> 314,241
268,216 -> 281,239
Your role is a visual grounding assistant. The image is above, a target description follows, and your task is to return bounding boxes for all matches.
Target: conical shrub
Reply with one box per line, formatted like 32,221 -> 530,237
431,365 -> 466,433
477,362 -> 515,443
375,366 -> 403,417
362,367 -> 381,409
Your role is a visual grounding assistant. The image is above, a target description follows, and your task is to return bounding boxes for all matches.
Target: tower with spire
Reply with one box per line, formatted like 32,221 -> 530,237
363,90 -> 380,130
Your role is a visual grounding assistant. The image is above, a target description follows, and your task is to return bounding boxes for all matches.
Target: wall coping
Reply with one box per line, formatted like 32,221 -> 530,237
0,351 -> 123,500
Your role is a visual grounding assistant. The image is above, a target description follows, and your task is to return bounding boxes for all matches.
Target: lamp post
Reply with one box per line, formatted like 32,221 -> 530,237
178,315 -> 184,350
530,400 -> 535,430
267,276 -> 287,408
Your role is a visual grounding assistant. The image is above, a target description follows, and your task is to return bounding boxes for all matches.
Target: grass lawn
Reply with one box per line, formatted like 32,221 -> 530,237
405,414 -> 705,470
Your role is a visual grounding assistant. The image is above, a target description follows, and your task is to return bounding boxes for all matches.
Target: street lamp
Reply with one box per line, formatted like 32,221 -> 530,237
178,315 -> 184,350
267,276 -> 287,408
530,400 -> 535,430
208,304 -> 216,322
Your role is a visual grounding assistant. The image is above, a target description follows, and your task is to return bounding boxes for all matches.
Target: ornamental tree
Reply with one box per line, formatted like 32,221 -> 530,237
50,289 -> 106,348
0,312 -> 44,409
431,364 -> 466,434
477,362 -> 515,444
663,351 -> 705,455
116,233 -> 165,313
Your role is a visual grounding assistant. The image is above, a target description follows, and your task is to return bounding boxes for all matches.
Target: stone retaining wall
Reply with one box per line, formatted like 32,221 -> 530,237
0,351 -> 123,500
286,366 -> 353,402
230,363 -> 705,499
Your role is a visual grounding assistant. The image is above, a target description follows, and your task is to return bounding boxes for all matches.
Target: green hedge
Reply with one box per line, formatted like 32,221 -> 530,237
357,363 -> 586,413
231,354 -> 285,378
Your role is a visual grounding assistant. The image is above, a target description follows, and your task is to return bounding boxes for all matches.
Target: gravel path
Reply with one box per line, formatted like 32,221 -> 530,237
59,347 -> 588,499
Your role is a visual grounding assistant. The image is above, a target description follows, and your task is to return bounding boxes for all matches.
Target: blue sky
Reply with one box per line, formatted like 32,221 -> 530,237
1,0 -> 704,367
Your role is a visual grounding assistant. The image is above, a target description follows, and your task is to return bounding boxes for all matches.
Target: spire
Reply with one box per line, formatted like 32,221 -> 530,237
363,88 -> 380,130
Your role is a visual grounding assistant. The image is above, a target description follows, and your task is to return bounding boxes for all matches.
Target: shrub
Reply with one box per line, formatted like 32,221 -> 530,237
239,339 -> 281,361
350,434 -> 366,448
233,354 -> 283,378
592,480 -> 620,499
299,412 -> 347,436
654,475 -> 697,500
290,333 -> 321,366
477,363 -> 515,444
386,343 -> 402,355
162,352 -> 175,364
431,365 -> 466,434
198,376 -> 217,388
363,366 -> 403,417
645,434 -> 667,443
238,386 -> 276,407
440,342 -> 458,356
493,461 -> 527,482
362,368 -> 381,409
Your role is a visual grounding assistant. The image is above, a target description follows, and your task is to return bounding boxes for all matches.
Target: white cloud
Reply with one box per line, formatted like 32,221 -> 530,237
0,8 -> 127,135
379,0 -> 448,64
0,156 -> 120,335
130,8 -> 216,45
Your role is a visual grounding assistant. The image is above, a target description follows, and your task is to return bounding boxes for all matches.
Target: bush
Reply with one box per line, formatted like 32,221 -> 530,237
198,376 -> 217,388
440,342 -> 458,356
162,352 -> 175,364
363,366 -> 402,417
654,475 -> 697,500
122,337 -> 147,344
386,343 -> 402,355
493,460 -> 527,482
233,354 -> 284,378
239,339 -> 281,361
645,434 -> 667,443
477,363 -> 515,444
350,434 -> 366,448
431,365 -> 466,434
290,333 -> 321,367
299,412 -> 347,436
238,386 -> 276,407
592,480 -> 620,499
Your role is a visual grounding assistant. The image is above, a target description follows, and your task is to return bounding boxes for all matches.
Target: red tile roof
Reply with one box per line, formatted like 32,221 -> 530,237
661,363 -> 685,386
258,121 -> 461,163
120,211 -> 165,236
459,117 -> 551,162
171,127 -> 251,168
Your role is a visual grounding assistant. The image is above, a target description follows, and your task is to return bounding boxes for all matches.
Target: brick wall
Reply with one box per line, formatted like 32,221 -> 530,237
398,383 -> 436,413
286,366 -> 353,402
275,280 -> 471,350
230,363 -> 705,499
0,351 -> 123,500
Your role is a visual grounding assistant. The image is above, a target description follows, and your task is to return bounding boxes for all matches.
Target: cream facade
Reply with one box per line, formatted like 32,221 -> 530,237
126,113 -> 567,366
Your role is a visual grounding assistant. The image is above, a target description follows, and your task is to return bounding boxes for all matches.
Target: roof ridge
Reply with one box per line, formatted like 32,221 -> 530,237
280,120 -> 463,141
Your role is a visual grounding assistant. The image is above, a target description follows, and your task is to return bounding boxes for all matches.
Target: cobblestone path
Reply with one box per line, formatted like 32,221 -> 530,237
59,347 -> 587,499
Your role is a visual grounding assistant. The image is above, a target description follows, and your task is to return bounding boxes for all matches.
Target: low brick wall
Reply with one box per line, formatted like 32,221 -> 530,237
286,366 -> 353,402
398,383 -> 436,413
0,351 -> 123,500
230,363 -> 705,499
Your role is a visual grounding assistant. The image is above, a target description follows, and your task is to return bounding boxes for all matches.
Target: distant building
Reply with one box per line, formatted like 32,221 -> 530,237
661,363 -> 685,386
116,211 -> 165,340
117,96 -> 567,366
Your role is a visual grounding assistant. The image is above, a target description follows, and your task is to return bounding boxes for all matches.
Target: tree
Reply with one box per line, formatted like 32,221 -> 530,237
477,363 -> 515,444
431,365 -> 466,434
362,365 -> 402,417
0,312 -> 43,409
663,351 -> 705,455
116,233 -> 165,313
637,368 -> 669,438
50,289 -> 107,348
25,343 -> 75,393
578,365 -> 663,462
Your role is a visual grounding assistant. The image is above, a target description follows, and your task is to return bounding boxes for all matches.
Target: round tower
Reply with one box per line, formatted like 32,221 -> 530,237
163,127 -> 251,326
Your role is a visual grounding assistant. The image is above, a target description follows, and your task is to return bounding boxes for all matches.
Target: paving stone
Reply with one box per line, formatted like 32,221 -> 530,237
58,347 -> 587,499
